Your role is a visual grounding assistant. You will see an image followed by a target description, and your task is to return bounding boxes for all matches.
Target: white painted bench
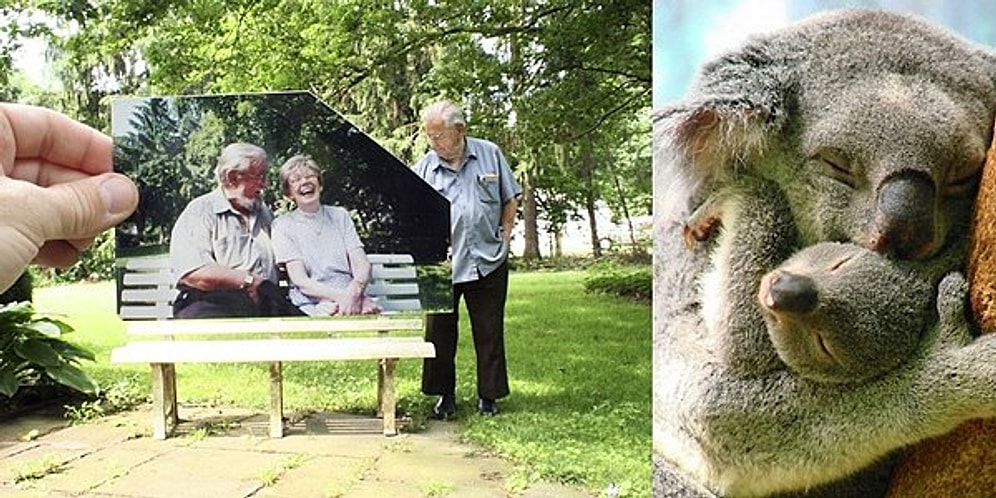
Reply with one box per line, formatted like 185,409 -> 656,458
111,254 -> 432,439
117,253 -> 423,319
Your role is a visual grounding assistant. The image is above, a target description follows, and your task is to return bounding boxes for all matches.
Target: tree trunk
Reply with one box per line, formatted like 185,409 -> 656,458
521,171 -> 541,260
582,143 -> 602,258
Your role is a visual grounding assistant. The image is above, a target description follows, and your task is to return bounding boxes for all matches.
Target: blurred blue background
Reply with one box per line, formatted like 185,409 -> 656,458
653,0 -> 996,108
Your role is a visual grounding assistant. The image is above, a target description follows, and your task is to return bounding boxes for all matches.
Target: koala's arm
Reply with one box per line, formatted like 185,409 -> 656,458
694,176 -> 798,377
700,273 -> 996,497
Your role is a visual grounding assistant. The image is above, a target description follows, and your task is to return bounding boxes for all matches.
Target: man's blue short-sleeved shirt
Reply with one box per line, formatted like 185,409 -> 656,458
413,137 -> 521,284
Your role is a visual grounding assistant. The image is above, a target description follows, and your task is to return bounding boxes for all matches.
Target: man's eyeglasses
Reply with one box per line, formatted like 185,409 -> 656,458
426,129 -> 454,141
239,170 -> 268,183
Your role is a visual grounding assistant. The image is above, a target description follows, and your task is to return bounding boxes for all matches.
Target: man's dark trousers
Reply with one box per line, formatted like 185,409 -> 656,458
422,261 -> 510,400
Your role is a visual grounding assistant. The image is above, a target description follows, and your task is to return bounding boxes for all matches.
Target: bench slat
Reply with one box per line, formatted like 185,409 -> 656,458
376,299 -> 423,312
124,256 -> 174,270
365,282 -> 419,296
120,306 -> 175,320
371,266 -> 416,280
125,317 -> 424,336
121,288 -> 179,302
123,272 -> 174,286
366,254 -> 414,264
111,337 -> 435,363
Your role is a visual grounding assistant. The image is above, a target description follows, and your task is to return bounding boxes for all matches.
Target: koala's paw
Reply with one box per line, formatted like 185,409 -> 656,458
935,272 -> 972,346
683,195 -> 725,248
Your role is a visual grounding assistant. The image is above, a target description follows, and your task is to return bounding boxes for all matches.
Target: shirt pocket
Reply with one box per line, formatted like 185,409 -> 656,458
476,172 -> 501,204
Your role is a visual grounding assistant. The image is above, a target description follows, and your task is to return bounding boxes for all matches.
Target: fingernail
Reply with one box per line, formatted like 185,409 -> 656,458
99,175 -> 135,216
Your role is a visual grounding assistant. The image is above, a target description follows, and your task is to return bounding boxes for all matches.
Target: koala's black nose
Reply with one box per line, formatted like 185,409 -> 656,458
871,171 -> 936,260
764,270 -> 818,314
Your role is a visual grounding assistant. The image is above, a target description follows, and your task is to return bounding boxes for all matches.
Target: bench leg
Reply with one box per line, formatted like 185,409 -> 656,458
269,361 -> 284,438
379,358 -> 398,436
376,360 -> 385,417
150,363 -> 176,440
164,363 -> 178,427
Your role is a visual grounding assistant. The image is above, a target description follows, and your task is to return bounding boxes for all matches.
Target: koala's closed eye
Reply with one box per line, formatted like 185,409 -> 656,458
812,148 -> 859,188
942,163 -> 982,197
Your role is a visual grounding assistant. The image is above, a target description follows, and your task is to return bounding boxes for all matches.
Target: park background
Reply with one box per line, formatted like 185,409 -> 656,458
0,1 -> 652,497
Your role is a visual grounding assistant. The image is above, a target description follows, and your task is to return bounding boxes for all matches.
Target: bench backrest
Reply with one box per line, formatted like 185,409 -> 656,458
118,253 -> 421,320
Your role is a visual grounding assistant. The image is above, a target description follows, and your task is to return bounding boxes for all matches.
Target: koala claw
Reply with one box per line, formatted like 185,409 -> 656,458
937,272 -> 969,315
683,215 -> 721,248
683,195 -> 726,249
934,272 -> 972,346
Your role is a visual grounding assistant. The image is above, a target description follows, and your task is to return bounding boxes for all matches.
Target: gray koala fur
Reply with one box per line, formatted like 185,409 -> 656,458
660,172 -> 994,497
653,7 -> 996,497
656,8 -> 996,260
686,175 -> 939,385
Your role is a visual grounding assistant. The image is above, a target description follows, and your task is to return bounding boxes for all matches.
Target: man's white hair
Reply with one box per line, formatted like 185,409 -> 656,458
421,99 -> 466,128
215,142 -> 267,185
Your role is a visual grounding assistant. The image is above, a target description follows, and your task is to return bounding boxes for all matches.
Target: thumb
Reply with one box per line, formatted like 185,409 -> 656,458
0,173 -> 137,292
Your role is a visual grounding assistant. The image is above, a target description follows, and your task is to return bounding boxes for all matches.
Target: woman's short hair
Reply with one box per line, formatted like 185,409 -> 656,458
215,143 -> 268,186
278,154 -> 323,197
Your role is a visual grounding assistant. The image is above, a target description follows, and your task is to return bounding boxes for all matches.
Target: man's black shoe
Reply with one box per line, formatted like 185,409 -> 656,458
432,394 -> 456,420
478,397 -> 498,416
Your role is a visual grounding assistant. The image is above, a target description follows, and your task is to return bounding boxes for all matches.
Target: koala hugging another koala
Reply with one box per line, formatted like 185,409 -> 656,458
654,8 -> 996,498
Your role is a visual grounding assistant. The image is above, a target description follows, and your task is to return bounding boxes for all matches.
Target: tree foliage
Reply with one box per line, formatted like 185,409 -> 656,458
4,0 -> 651,262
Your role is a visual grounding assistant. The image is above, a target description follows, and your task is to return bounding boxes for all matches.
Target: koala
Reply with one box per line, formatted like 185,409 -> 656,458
653,9 -> 996,496
655,8 -> 996,262
759,242 -> 933,384
686,175 -> 937,384
660,173 -> 996,497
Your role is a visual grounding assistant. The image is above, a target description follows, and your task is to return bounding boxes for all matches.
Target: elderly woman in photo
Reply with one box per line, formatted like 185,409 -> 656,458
271,155 -> 382,316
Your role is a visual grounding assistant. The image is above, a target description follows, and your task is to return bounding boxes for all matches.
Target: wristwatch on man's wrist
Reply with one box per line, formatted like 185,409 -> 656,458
241,272 -> 254,290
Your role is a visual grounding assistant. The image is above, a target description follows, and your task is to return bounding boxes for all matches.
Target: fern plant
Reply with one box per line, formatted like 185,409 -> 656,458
0,301 -> 98,398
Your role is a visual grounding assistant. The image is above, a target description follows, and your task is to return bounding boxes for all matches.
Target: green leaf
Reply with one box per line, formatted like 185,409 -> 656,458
13,339 -> 62,367
0,301 -> 33,327
25,319 -> 64,338
44,364 -> 98,394
0,369 -> 18,397
49,341 -> 96,362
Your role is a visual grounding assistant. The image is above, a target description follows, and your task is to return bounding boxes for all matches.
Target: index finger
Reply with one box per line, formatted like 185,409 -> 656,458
0,103 -> 113,178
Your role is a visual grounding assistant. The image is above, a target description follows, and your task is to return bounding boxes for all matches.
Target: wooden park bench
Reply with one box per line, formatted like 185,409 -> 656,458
110,253 -> 433,439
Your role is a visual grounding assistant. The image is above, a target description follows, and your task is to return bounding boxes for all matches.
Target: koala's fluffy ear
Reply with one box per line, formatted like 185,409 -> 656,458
655,41 -> 792,211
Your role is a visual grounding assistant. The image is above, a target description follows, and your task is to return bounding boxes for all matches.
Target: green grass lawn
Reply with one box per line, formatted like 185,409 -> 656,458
33,270 -> 651,497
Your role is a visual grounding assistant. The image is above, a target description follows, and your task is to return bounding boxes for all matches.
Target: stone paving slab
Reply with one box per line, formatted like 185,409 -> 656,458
0,405 -> 595,497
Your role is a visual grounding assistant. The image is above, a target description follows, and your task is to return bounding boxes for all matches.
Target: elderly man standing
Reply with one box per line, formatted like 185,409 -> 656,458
413,99 -> 522,417
169,142 -> 282,318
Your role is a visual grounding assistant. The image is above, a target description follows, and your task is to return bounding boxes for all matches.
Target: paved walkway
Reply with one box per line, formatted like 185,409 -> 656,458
0,405 -> 592,497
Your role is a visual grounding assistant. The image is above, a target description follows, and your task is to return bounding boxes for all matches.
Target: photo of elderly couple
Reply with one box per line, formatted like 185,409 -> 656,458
111,92 -> 453,320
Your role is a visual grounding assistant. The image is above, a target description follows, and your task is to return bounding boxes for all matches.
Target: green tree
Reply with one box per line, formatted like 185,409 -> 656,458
20,0 -> 651,263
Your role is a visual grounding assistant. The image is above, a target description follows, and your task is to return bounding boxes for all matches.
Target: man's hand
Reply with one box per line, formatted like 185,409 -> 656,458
0,103 -> 139,292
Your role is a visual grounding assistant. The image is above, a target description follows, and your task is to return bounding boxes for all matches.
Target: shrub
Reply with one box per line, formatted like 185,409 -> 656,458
32,230 -> 116,287
0,272 -> 33,304
0,301 -> 98,398
583,263 -> 651,302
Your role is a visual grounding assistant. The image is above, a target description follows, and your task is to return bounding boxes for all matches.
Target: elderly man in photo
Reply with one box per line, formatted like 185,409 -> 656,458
169,142 -> 282,318
413,99 -> 521,418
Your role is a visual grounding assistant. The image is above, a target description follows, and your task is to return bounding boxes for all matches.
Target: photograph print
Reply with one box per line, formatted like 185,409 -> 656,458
111,91 -> 452,320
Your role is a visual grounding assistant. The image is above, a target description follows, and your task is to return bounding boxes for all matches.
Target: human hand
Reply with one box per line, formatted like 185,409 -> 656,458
337,280 -> 366,315
315,300 -> 339,316
0,103 -> 139,292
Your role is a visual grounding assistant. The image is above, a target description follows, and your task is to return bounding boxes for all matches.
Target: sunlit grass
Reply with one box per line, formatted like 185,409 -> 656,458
33,270 -> 651,497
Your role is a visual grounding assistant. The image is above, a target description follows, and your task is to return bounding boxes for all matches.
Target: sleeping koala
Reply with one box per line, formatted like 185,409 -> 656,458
656,8 -> 996,261
662,174 -> 991,497
758,241 -> 932,384
654,8 -> 996,496
686,175 -> 938,384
